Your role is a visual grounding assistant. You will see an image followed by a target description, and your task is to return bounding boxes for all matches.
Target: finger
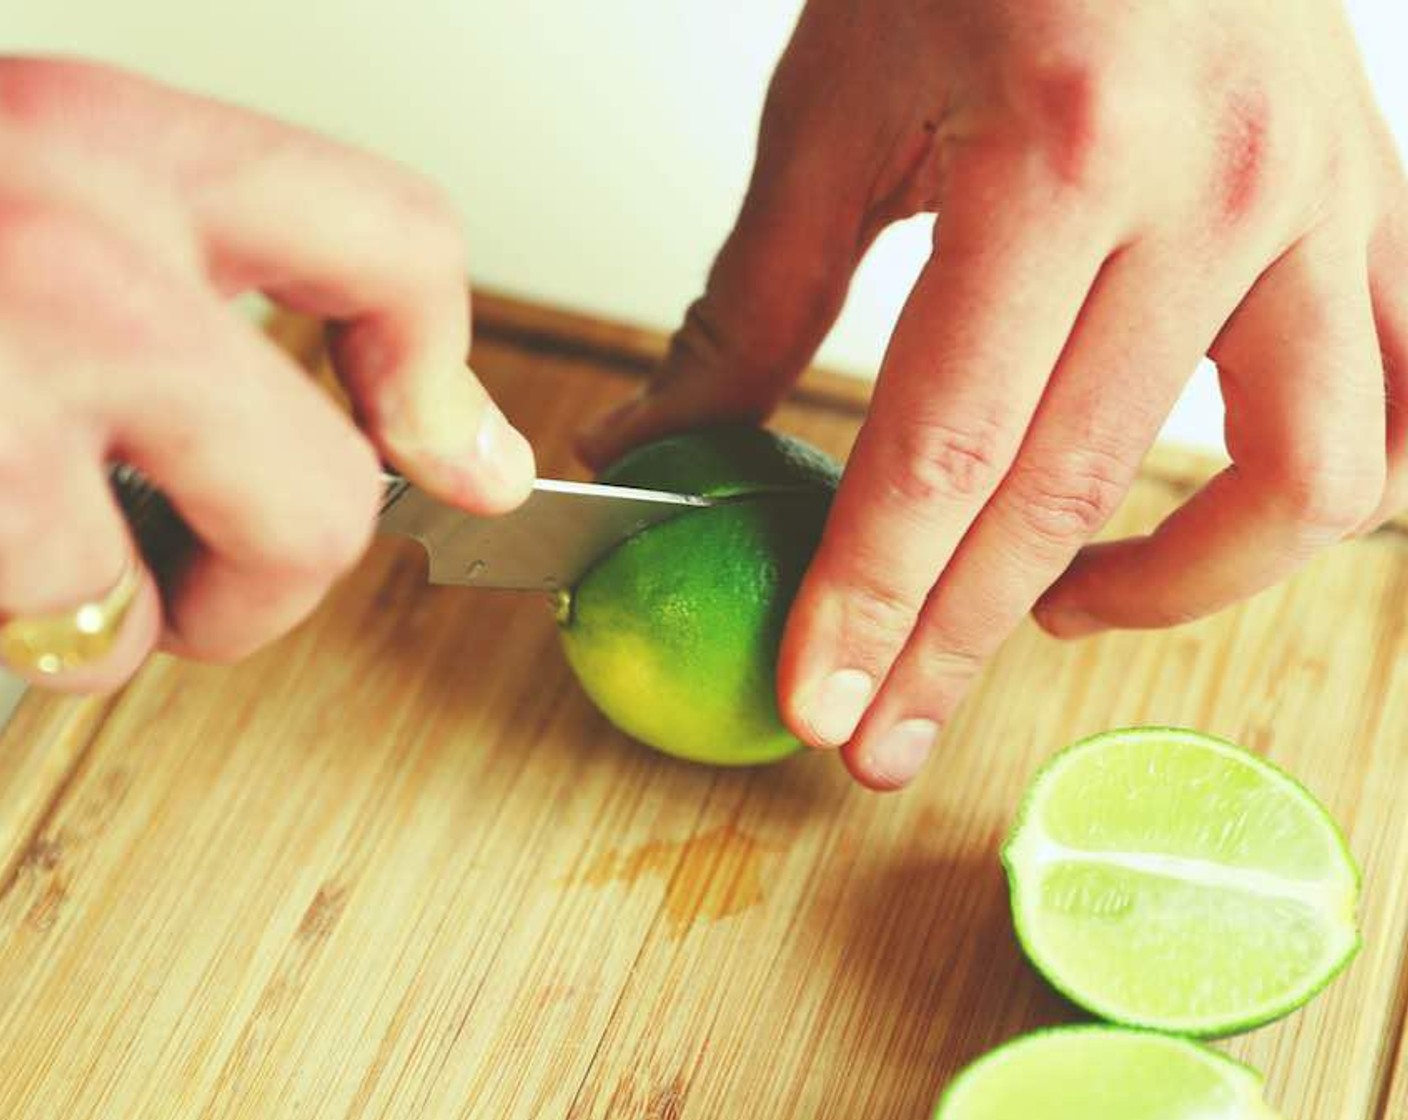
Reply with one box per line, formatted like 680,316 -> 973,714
0,130 -> 381,671
327,317 -> 534,517
841,241 -> 1225,788
1369,198 -> 1408,525
0,412 -> 159,691
1037,230 -> 1386,638
188,106 -> 535,515
776,164 -> 1111,753
575,14 -> 884,468
1,57 -> 533,513
193,146 -> 535,515
104,287 -> 386,664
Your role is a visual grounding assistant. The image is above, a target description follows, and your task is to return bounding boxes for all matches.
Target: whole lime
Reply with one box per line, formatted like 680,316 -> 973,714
558,425 -> 839,765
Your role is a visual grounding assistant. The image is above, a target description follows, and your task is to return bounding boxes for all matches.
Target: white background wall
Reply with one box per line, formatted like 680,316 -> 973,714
5,1 -> 1406,453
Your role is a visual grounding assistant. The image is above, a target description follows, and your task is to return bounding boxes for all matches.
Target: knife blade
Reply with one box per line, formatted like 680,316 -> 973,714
110,464 -> 718,593
377,474 -> 715,590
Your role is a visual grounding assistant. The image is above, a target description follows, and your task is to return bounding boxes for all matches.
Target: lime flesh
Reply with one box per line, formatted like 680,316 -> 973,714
934,1026 -> 1281,1119
1003,727 -> 1360,1037
559,426 -> 838,766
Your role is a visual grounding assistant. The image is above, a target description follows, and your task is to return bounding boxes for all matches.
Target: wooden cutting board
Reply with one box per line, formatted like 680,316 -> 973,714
3,296 -> 1408,1120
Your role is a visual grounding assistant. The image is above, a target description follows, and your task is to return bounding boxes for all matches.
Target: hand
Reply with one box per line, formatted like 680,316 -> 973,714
0,58 -> 534,691
579,0 -> 1408,789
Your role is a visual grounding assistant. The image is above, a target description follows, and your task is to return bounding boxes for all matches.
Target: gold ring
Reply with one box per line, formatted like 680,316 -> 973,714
0,556 -> 143,676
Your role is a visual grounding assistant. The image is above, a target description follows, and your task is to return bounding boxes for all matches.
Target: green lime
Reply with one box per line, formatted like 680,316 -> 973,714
1003,727 -> 1360,1037
559,425 -> 838,766
933,1026 -> 1281,1119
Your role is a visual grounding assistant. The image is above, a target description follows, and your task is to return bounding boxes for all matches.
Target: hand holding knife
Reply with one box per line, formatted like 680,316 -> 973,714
3,462 -> 717,680
112,464 -> 719,596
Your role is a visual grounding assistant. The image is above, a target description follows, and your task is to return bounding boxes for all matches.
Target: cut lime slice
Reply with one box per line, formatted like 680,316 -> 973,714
1003,727 -> 1360,1037
933,1026 -> 1281,1119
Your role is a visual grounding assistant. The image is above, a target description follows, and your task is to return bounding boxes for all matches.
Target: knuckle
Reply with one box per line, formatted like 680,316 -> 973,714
304,506 -> 376,578
1276,456 -> 1385,538
0,202 -> 150,336
885,411 -> 1013,506
668,298 -> 789,414
315,455 -> 382,574
916,641 -> 986,689
0,201 -> 84,283
0,58 -> 85,131
878,639 -> 987,732
1005,448 -> 1130,548
1011,53 -> 1137,185
270,444 -> 381,581
836,567 -> 925,653
913,594 -> 1003,685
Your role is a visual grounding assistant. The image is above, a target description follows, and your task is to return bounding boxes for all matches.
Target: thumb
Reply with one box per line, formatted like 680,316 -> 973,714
577,35 -> 872,468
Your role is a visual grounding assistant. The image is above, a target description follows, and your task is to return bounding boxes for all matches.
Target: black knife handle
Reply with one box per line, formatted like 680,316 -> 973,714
108,463 -> 195,586
108,463 -> 404,584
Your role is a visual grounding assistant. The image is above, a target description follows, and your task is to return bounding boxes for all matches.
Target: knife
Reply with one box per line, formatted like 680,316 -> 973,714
110,464 -> 717,593
377,473 -> 714,590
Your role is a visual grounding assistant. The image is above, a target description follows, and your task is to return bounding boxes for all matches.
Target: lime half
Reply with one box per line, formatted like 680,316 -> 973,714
1003,727 -> 1360,1037
933,1027 -> 1281,1119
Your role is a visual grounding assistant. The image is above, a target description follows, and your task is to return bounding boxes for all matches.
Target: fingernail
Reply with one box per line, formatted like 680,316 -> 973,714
867,718 -> 939,787
476,403 -> 536,490
798,668 -> 873,747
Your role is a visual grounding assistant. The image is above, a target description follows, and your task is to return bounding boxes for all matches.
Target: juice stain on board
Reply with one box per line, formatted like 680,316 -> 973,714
577,823 -> 775,938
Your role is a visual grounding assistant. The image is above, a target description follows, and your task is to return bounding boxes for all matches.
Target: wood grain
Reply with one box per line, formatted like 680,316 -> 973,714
1,300 -> 1406,1119
1380,1003 -> 1408,1119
